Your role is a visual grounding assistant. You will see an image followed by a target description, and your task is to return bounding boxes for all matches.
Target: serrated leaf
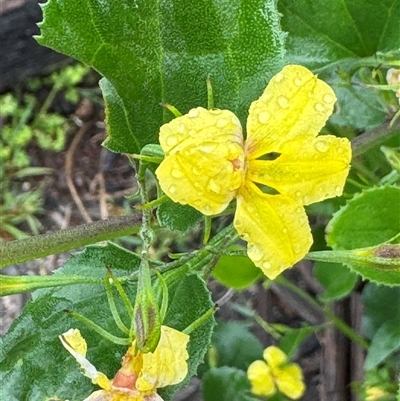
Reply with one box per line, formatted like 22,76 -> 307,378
37,0 -> 285,154
325,186 -> 400,285
362,283 -> 400,340
211,321 -> 263,371
157,199 -> 203,232
364,319 -> 400,371
314,261 -> 358,301
1,245 -> 214,401
202,366 -> 257,401
212,255 -> 262,290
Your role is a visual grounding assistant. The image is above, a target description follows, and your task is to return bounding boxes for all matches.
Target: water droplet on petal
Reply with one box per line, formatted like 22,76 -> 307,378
262,261 -> 271,269
258,111 -> 270,124
247,205 -> 254,213
315,103 -> 325,112
188,108 -> 199,118
337,147 -> 343,154
295,191 -> 302,197
282,228 -> 288,234
217,118 -> 228,128
294,77 -> 302,86
171,168 -> 183,178
177,124 -> 185,134
323,93 -> 335,103
192,167 -> 201,175
335,186 -> 342,193
303,195 -> 309,203
250,247 -> 263,262
166,136 -> 178,147
274,72 -> 284,82
314,140 -> 328,153
278,96 -> 289,109
168,185 -> 177,194
209,179 -> 221,194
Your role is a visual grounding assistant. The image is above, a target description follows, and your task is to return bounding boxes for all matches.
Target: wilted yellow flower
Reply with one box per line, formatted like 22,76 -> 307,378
156,65 -> 351,279
247,346 -> 305,399
60,325 -> 189,401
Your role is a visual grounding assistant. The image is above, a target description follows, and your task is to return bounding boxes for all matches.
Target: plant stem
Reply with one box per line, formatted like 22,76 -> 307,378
276,276 -> 369,350
0,214 -> 141,268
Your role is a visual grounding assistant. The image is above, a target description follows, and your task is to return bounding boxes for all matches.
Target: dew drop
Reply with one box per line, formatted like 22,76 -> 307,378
188,108 -> 199,118
166,136 -> 178,147
217,118 -> 228,128
274,72 -> 284,82
209,179 -> 221,194
314,140 -> 328,153
247,205 -> 254,213
335,186 -> 342,193
282,228 -> 288,234
258,111 -> 270,124
278,96 -> 289,109
171,169 -> 183,178
250,247 -> 263,262
303,195 -> 309,204
323,93 -> 335,103
262,261 -> 271,269
337,147 -> 343,154
295,191 -> 302,197
177,124 -> 185,134
168,185 -> 177,194
315,103 -> 325,112
294,77 -> 302,86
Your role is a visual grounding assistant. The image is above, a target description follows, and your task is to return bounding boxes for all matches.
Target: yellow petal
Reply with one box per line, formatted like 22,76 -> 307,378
247,360 -> 276,396
234,182 -> 313,279
159,107 -> 243,155
245,65 -> 336,159
274,363 -> 305,400
156,108 -> 245,215
59,329 -> 111,391
135,326 -> 190,391
263,346 -> 287,368
247,135 -> 351,205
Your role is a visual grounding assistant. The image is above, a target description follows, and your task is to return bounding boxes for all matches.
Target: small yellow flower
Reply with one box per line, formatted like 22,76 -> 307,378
156,65 -> 351,279
365,386 -> 391,401
60,325 -> 189,401
247,346 -> 305,400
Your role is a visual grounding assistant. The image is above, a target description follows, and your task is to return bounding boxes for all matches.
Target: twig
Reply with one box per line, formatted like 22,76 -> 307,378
65,121 -> 93,223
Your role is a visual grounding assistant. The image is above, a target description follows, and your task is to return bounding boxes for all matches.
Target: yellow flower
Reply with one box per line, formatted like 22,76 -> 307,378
365,386 -> 391,401
60,325 -> 189,401
247,346 -> 305,400
156,65 -> 351,279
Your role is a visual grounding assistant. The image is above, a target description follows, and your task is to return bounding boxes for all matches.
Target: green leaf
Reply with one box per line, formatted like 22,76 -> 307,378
279,0 -> 400,69
279,0 -> 400,130
364,319 -> 400,371
1,245 -> 214,401
326,186 -> 400,285
211,321 -> 263,371
213,255 -> 262,290
37,0 -> 285,154
157,199 -> 203,232
314,261 -> 358,301
279,326 -> 316,359
202,367 -> 257,401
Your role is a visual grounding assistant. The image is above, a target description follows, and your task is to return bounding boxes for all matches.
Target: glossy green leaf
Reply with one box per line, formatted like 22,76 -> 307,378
211,321 -> 263,371
279,0 -> 400,69
364,319 -> 400,371
362,283 -> 400,340
202,367 -> 257,401
157,199 -> 203,232
213,255 -> 262,290
37,0 -> 285,154
279,0 -> 400,130
1,245 -> 214,401
314,261 -> 358,301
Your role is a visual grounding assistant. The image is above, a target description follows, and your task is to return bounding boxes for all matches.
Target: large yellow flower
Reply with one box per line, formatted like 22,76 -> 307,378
60,325 -> 189,401
156,65 -> 351,279
247,346 -> 305,399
